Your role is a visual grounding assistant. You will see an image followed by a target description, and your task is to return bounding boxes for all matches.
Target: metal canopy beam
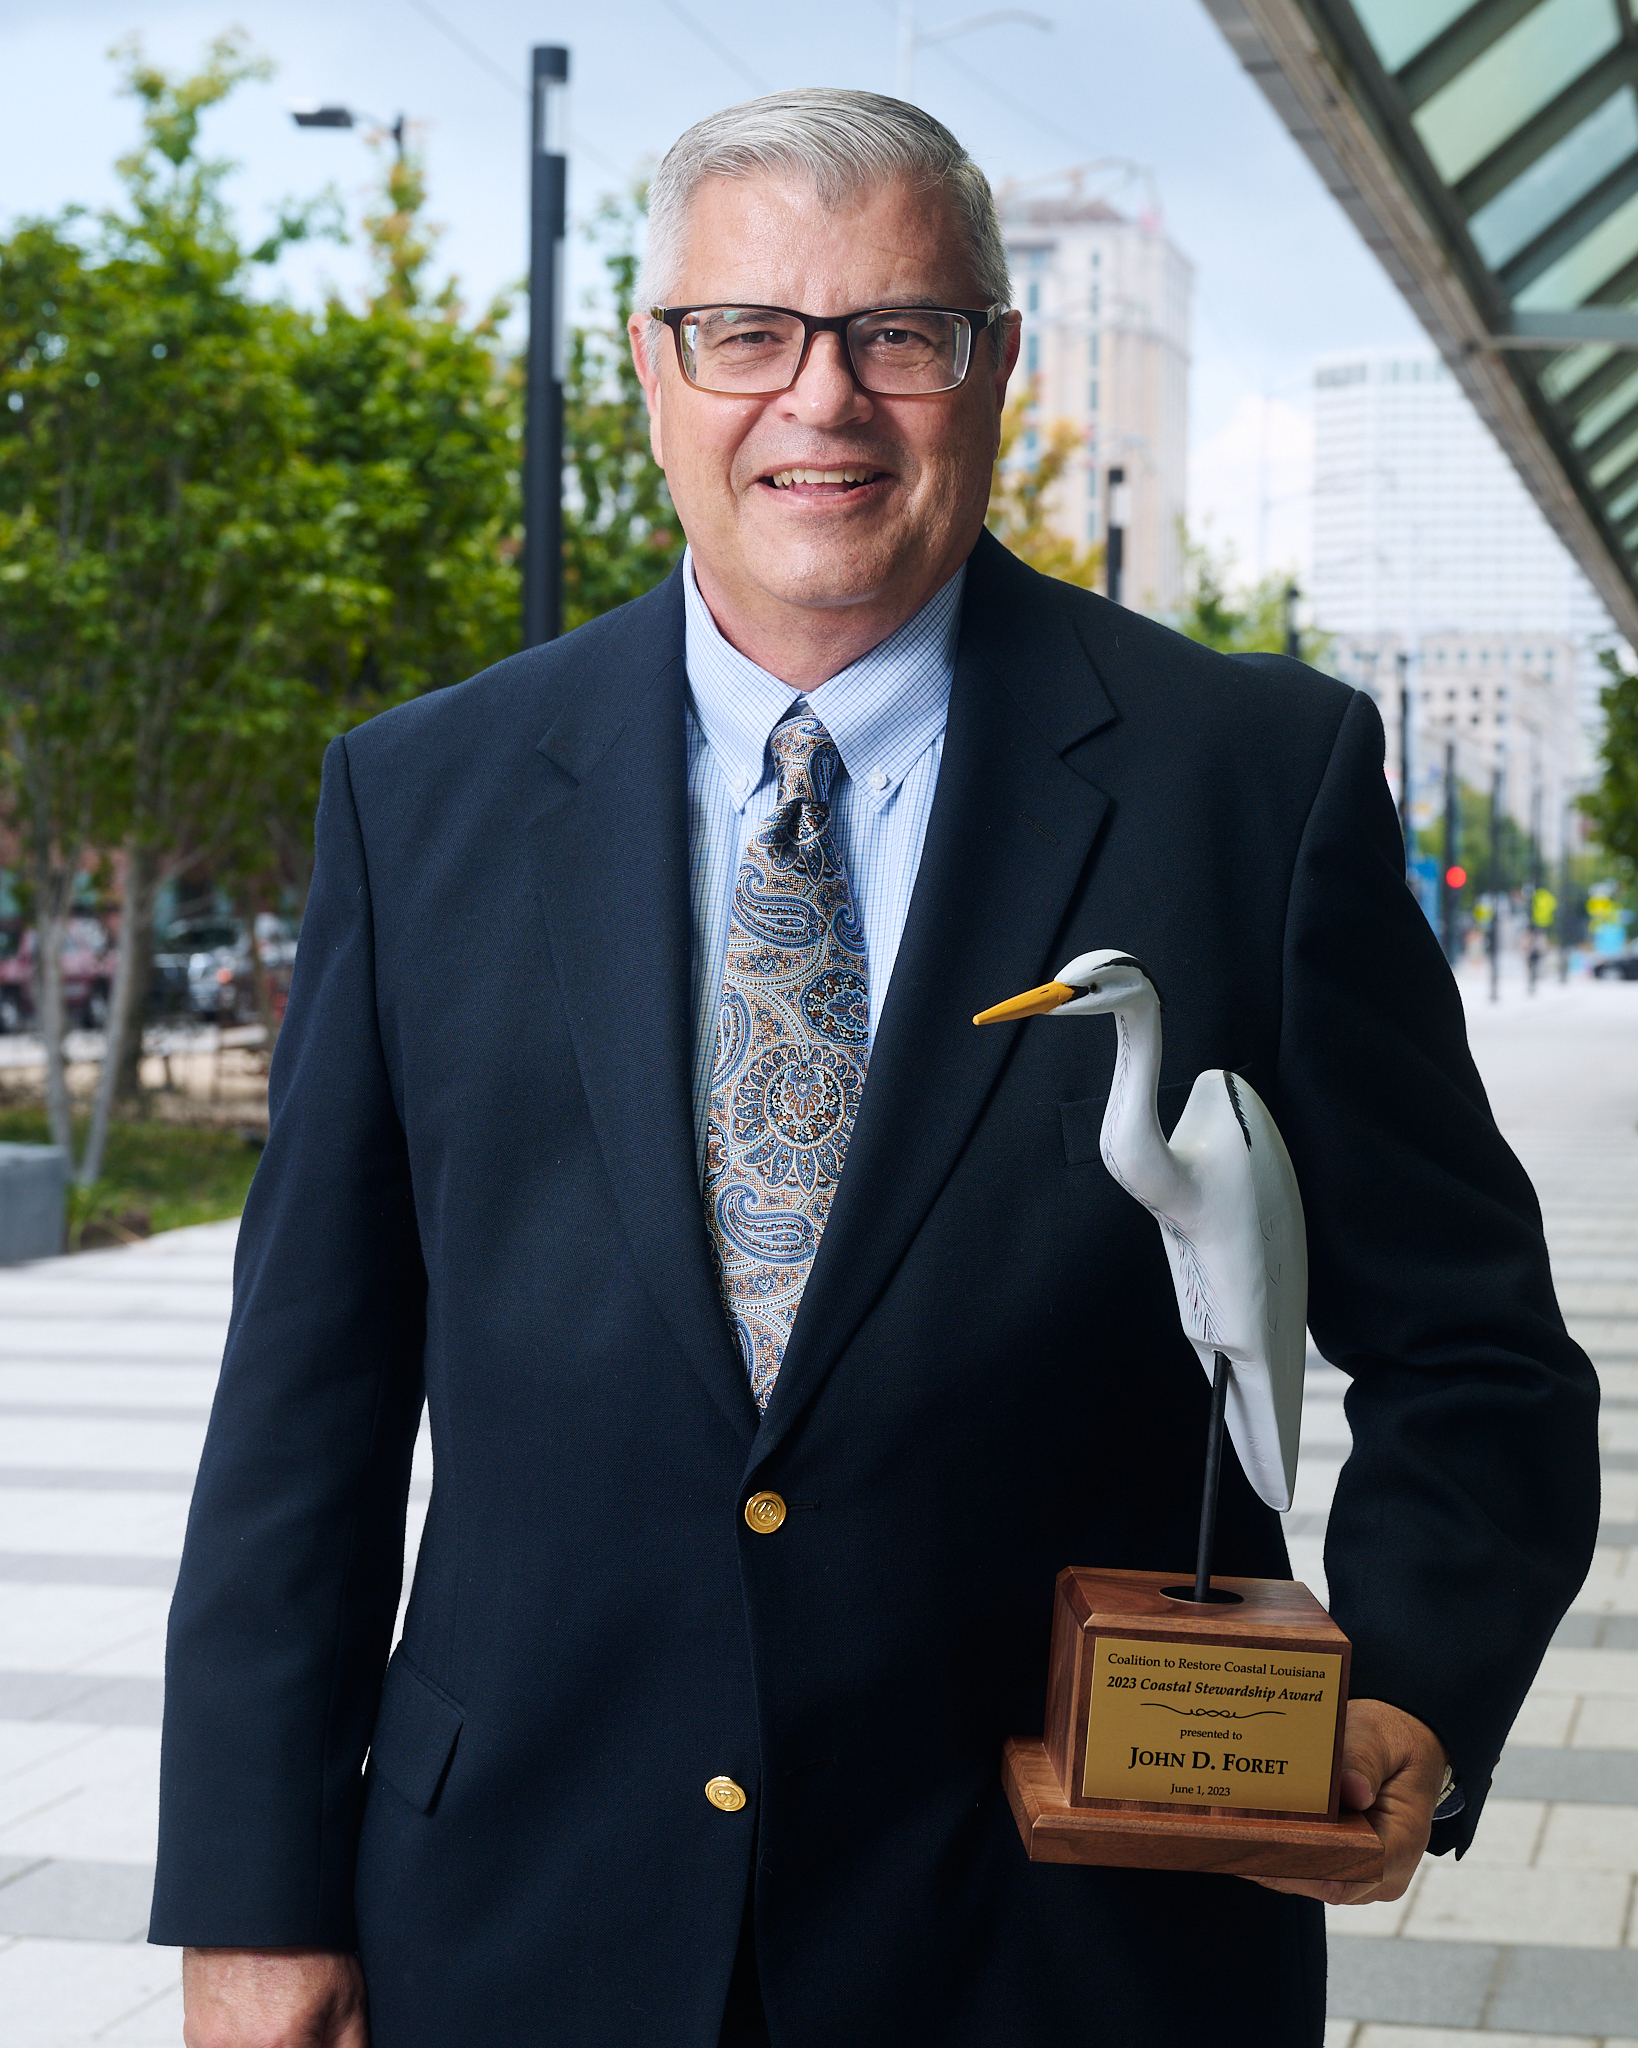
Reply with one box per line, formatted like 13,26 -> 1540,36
1398,0 -> 1541,115
1454,44 -> 1637,216
1199,0 -> 1638,646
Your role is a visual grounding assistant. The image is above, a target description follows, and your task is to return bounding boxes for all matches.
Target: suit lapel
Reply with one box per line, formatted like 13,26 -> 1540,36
529,572 -> 758,1443
751,536 -> 1119,1466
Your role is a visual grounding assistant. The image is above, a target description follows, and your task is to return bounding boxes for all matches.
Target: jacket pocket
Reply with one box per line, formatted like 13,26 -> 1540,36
369,1650 -> 463,1814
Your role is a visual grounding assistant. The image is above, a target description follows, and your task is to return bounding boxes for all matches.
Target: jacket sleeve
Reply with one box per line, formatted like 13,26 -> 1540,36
1273,684 -> 1599,1857
150,735 -> 426,1946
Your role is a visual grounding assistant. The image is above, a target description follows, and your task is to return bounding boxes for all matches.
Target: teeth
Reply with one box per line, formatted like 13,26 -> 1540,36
769,468 -> 878,487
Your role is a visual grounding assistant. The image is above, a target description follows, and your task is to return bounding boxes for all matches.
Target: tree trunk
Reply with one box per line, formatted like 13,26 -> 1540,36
80,836 -> 157,1187
113,843 -> 161,1110
32,870 -> 75,1156
235,889 -> 282,1058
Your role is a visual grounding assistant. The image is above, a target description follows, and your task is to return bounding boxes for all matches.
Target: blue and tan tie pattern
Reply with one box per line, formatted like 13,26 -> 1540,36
704,715 -> 870,1410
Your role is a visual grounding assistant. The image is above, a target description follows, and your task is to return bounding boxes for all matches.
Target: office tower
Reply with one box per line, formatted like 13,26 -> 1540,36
998,172 -> 1192,615
1312,350 -> 1612,850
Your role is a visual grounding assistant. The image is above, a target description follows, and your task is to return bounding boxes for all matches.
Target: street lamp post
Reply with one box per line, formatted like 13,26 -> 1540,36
895,5 -> 1051,101
524,47 -> 569,651
1396,649 -> 1411,866
1488,756 -> 1505,1004
290,104 -> 406,161
1283,581 -> 1301,660
1441,740 -> 1460,964
1105,465 -> 1128,606
1528,769 -> 1544,996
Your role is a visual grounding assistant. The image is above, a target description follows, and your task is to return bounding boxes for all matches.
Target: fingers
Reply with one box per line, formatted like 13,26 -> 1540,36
1241,1698 -> 1449,1908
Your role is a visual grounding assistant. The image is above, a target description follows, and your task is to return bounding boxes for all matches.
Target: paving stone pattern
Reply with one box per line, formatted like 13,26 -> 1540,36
1314,974 -> 1638,2048
0,974 -> 1632,2045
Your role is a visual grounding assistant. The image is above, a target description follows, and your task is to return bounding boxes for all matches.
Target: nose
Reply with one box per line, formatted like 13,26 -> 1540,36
777,331 -> 874,430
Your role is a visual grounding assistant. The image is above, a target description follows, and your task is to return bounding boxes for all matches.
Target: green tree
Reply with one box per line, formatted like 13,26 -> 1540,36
1174,525 -> 1330,664
3,40 -> 677,1183
1579,647 -> 1638,886
0,33 -> 313,1174
219,131 -> 524,947
1414,780 -> 1536,915
562,190 -> 684,631
986,386 -> 1103,588
0,38 -> 526,1166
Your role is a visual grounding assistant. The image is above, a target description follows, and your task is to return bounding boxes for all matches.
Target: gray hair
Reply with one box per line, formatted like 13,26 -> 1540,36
638,89 -> 1011,366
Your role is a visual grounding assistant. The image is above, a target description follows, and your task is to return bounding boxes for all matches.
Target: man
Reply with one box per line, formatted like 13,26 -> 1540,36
154,90 -> 1598,2047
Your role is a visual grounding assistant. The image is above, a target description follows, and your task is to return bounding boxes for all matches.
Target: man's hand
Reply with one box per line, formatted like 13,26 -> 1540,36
1249,1697 -> 1449,1906
182,1947 -> 368,2048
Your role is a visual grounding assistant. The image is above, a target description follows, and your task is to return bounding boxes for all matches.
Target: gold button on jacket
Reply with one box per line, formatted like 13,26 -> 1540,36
704,1776 -> 747,1812
743,1491 -> 786,1533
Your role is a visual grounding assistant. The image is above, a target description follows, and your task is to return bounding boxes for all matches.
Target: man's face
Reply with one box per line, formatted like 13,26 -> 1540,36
631,171 -> 1020,628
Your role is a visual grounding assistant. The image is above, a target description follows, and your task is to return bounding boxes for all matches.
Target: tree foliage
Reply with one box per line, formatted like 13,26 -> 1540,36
0,35 -> 523,1176
1414,781 -> 1539,907
1579,647 -> 1638,886
986,387 -> 1103,588
1173,525 -> 1330,665
1,41 -> 693,1191
1,32 -> 306,1168
562,191 -> 683,630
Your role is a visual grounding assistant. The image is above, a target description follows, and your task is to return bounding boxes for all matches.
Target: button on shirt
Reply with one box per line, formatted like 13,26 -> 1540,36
684,549 -> 963,1171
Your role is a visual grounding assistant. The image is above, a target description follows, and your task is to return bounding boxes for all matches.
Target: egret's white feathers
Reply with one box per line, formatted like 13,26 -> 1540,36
1062,951 -> 1309,1513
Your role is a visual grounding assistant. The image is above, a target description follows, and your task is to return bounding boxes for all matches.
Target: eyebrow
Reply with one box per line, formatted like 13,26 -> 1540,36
692,295 -> 964,311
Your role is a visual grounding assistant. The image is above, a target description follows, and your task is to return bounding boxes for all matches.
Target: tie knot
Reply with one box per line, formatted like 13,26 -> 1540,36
770,714 -> 840,809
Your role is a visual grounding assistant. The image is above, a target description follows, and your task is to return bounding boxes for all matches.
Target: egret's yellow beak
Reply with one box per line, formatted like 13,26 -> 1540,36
972,981 -> 1079,1027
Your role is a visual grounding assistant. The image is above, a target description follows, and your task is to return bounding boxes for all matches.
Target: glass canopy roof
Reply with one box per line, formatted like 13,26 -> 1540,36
1203,0 -> 1638,640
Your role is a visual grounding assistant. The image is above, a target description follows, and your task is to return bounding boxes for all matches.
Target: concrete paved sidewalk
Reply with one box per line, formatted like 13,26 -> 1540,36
1314,974 -> 1638,2048
0,1223 -> 230,2042
0,976 -> 1631,2045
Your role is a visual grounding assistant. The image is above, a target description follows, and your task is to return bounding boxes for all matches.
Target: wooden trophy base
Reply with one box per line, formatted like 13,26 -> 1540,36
1005,1566 -> 1385,1883
1003,1736 -> 1384,1876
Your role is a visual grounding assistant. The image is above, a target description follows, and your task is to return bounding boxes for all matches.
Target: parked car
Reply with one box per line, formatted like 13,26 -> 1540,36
0,922 -> 22,1035
149,914 -> 297,1024
0,917 -> 113,1032
1592,942 -> 1638,980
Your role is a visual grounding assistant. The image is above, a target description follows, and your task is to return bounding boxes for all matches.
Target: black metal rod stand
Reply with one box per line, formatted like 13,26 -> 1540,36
1192,1351 -> 1230,1603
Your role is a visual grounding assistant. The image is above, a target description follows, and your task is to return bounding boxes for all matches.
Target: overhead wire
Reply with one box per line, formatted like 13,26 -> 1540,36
656,0 -> 772,93
921,34 -> 1100,163
396,0 -> 628,180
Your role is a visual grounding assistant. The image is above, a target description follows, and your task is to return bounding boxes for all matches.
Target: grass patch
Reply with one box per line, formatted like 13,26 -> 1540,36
0,1108 -> 260,1246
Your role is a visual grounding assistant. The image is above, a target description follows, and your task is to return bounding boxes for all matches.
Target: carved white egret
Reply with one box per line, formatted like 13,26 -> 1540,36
975,949 -> 1307,1555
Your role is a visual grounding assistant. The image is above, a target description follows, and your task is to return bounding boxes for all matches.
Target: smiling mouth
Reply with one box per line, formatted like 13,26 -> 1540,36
763,467 -> 887,492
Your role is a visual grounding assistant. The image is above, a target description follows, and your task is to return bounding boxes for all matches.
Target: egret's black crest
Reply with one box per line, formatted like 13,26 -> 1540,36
1092,953 -> 1164,1013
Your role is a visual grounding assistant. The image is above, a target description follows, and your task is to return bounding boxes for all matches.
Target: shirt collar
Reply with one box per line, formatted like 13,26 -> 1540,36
683,548 -> 963,813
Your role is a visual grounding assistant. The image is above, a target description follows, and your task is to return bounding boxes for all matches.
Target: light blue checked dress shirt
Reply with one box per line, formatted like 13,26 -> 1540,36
684,549 -> 964,1172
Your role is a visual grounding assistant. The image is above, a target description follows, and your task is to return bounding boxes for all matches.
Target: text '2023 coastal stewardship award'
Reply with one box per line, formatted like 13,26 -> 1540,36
974,950 -> 1383,1881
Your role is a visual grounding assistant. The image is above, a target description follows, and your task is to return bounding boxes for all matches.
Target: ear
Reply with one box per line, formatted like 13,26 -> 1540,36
628,313 -> 667,470
988,310 -> 1022,452
990,309 -> 1015,409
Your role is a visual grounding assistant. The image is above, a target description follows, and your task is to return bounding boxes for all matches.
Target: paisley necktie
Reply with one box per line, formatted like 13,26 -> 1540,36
704,714 -> 870,1411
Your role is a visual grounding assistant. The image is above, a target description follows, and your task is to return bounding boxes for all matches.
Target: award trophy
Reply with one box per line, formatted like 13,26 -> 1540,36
974,950 -> 1383,1881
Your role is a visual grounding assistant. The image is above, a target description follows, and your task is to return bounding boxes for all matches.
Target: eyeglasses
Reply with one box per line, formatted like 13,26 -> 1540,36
650,302 -> 1009,396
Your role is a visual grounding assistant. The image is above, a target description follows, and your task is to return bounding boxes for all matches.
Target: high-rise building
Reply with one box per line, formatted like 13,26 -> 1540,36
997,174 -> 1192,615
1311,350 -> 1614,852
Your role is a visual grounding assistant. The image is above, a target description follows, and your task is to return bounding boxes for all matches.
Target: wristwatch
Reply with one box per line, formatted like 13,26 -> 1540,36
1433,1763 -> 1463,1820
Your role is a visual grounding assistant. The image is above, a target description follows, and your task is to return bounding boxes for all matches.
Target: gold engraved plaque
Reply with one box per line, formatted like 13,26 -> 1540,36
1081,1634 -> 1343,1814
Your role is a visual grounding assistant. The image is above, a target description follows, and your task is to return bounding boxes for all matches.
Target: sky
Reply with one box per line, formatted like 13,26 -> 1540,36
0,0 -> 1429,590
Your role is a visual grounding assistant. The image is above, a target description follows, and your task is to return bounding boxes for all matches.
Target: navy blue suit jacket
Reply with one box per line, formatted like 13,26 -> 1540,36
151,533 -> 1598,2045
